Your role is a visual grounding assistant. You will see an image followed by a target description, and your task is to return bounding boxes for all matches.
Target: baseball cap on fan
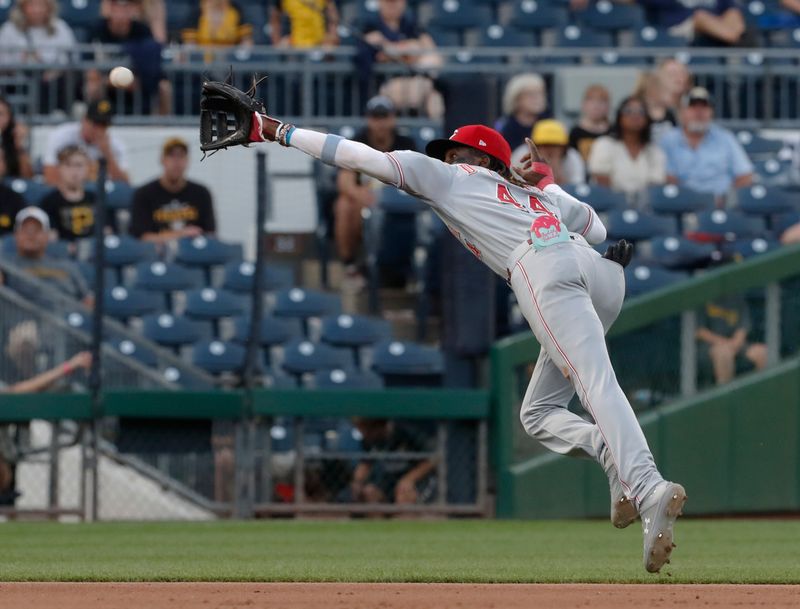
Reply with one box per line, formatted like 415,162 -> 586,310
425,124 -> 512,168
15,206 -> 50,231
531,119 -> 569,147
162,136 -> 189,156
365,96 -> 396,117
682,86 -> 712,107
86,99 -> 114,126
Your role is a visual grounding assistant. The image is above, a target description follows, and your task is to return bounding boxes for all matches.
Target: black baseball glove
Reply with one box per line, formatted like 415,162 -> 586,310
603,239 -> 633,268
200,75 -> 266,153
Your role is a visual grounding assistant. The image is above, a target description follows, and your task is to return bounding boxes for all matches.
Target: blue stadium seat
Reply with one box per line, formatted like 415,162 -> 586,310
355,0 -> 382,26
371,340 -> 444,387
192,340 -> 247,375
232,315 -> 303,365
735,184 -> 795,217
510,1 -> 569,32
754,158 -> 794,186
555,25 -> 614,48
429,0 -> 494,31
60,0 -> 101,28
633,26 -> 685,47
142,313 -> 206,350
0,0 -> 11,22
735,130 -> 785,158
408,125 -> 442,152
273,288 -> 341,323
264,369 -> 298,389
89,234 -> 158,268
722,237 -> 781,259
672,51 -> 724,66
624,264 -> 689,297
133,261 -> 203,294
647,236 -> 715,270
103,286 -> 160,321
239,4 -> 269,44
281,339 -> 354,376
427,27 -> 462,47
774,211 -> 800,236
310,368 -> 384,389
1,235 -> 70,259
575,1 -> 644,32
175,236 -> 243,270
65,309 -> 91,334
76,261 -> 118,290
646,184 -> 715,215
109,338 -> 158,367
478,24 -> 537,48
160,365 -> 216,390
184,288 -> 247,324
563,183 -> 626,212
85,180 -> 134,210
320,314 -> 392,349
377,186 -> 427,213
686,209 -> 767,242
166,0 -> 195,33
221,261 -> 295,293
4,178 -> 50,206
605,209 -> 678,241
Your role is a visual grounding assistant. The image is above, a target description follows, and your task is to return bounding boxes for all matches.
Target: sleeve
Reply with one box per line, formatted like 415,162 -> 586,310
383,150 -> 457,204
587,136 -> 613,176
660,133 -> 679,177
199,186 -> 216,233
111,135 -> 128,170
543,183 -> 607,244
42,128 -> 65,167
728,132 -> 754,177
128,186 -> 153,238
648,144 -> 667,185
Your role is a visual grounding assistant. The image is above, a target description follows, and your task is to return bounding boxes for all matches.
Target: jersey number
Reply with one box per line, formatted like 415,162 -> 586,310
496,184 -> 524,209
528,195 -> 551,215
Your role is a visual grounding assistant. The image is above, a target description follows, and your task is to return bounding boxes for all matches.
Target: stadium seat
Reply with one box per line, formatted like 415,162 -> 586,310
633,26 -> 685,47
160,365 -> 216,390
134,261 -> 204,310
774,211 -> 800,236
1,235 -> 70,259
263,369 -> 298,389
555,25 -> 614,49
722,237 -> 781,259
735,130 -> 785,158
478,24 -> 537,49
754,158 -> 794,186
76,261 -> 118,290
102,286 -> 160,321
309,368 -> 384,389
85,180 -> 134,210
142,313 -> 206,350
60,0 -> 101,28
184,288 -> 247,327
371,340 -> 444,387
646,184 -> 715,216
273,288 -> 342,326
735,184 -> 795,217
109,337 -> 158,368
575,1 -> 644,32
685,209 -> 767,242
5,178 -> 50,206
624,264 -> 689,297
175,236 -> 243,273
645,236 -> 716,270
192,340 -> 247,375
166,0 -> 195,33
320,313 -> 392,365
232,314 -> 303,366
510,1 -> 569,32
281,339 -> 354,376
563,183 -> 626,212
429,0 -> 494,31
89,234 -> 158,269
221,261 -> 295,293
64,309 -> 91,334
605,209 -> 678,241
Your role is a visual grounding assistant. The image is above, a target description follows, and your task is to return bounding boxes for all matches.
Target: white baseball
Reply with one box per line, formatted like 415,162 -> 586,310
109,66 -> 134,88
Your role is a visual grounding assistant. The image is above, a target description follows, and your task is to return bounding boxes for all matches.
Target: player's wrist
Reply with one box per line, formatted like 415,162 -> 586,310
250,113 -> 295,147
530,161 -> 554,189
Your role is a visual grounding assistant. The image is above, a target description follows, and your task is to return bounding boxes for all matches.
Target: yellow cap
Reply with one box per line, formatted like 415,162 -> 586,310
162,137 -> 188,155
531,119 -> 568,146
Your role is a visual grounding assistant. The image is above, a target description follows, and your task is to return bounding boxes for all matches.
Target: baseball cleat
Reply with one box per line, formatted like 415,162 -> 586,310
639,481 -> 687,573
601,445 -> 638,529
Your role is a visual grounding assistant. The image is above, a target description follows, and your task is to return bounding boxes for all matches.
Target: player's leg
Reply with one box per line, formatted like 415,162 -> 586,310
333,194 -> 362,264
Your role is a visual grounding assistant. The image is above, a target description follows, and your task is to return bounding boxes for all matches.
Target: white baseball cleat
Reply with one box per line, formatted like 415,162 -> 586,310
600,445 -> 638,529
639,481 -> 687,573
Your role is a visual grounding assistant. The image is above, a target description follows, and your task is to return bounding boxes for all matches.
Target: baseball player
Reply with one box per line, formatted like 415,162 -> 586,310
200,79 -> 687,573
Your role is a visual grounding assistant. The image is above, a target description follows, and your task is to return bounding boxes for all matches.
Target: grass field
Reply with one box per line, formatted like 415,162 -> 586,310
1,519 -> 799,584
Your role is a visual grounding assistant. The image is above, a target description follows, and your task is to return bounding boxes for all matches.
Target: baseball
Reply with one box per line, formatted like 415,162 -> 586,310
109,66 -> 134,88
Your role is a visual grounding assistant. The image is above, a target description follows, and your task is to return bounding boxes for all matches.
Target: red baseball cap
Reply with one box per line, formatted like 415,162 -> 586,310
425,125 -> 512,169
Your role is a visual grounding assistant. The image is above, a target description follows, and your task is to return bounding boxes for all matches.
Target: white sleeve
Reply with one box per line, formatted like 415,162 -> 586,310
111,134 -> 128,170
288,129 -> 455,203
543,183 -> 607,244
43,127 -> 66,166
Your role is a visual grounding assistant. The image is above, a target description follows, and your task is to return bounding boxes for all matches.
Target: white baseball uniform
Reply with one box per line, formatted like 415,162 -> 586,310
287,129 -> 665,505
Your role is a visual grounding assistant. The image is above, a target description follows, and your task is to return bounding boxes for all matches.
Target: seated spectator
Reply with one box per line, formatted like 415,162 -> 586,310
640,0 -> 748,46
182,0 -> 254,46
494,73 -> 551,151
341,418 -> 435,506
588,95 -> 666,196
0,0 -> 78,112
270,0 -> 339,48
634,71 -> 677,142
659,87 -> 753,199
40,146 -> 115,243
356,0 -> 443,119
91,0 -> 170,115
334,96 -> 416,276
42,100 -> 129,185
2,207 -> 93,307
0,96 -> 33,179
0,150 -> 25,236
568,84 -> 611,163
697,294 -> 767,385
129,137 -> 216,244
512,119 -> 584,185
101,0 -> 167,44
657,58 -> 693,109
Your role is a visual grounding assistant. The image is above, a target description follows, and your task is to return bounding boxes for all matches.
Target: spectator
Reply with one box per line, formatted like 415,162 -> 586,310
657,58 -> 693,111
129,137 -> 216,244
568,84 -> 611,163
334,96 -> 416,275
512,119 -> 585,185
270,0 -> 339,48
91,0 -> 170,115
356,0 -> 443,119
588,95 -> 666,196
697,295 -> 767,385
494,73 -> 550,151
182,0 -> 254,46
0,150 -> 25,236
42,99 -> 129,185
102,0 -> 167,44
342,418 -> 435,506
0,98 -> 33,180
40,146 -> 114,243
0,0 -> 78,112
634,71 -> 677,142
3,207 -> 93,307
640,0 -> 748,46
659,86 -> 753,198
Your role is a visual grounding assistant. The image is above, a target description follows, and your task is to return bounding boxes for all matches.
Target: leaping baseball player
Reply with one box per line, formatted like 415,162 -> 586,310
200,78 -> 687,573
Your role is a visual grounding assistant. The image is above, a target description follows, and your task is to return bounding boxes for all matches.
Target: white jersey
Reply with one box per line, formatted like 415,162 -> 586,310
384,150 -> 602,277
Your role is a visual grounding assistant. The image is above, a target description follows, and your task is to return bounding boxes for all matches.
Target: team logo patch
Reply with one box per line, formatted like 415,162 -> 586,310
478,139 -> 487,146
530,214 -> 569,251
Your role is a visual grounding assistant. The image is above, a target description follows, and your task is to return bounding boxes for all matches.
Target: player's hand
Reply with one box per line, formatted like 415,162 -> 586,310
513,138 -> 554,189
67,351 -> 93,372
602,239 -> 633,268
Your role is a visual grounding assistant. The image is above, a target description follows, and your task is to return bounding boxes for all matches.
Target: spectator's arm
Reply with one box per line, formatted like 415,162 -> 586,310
780,222 -> 800,245
696,327 -> 726,345
781,0 -> 800,13
693,8 -> 746,45
138,227 -> 203,244
336,168 -> 373,206
733,173 -> 753,188
95,132 -> 130,183
7,351 -> 91,394
324,0 -> 340,45
587,137 -> 613,187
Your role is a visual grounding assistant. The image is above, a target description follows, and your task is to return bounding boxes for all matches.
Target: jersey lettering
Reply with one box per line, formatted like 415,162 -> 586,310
458,164 -> 477,175
528,195 -> 552,215
464,239 -> 482,259
497,184 -> 524,209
